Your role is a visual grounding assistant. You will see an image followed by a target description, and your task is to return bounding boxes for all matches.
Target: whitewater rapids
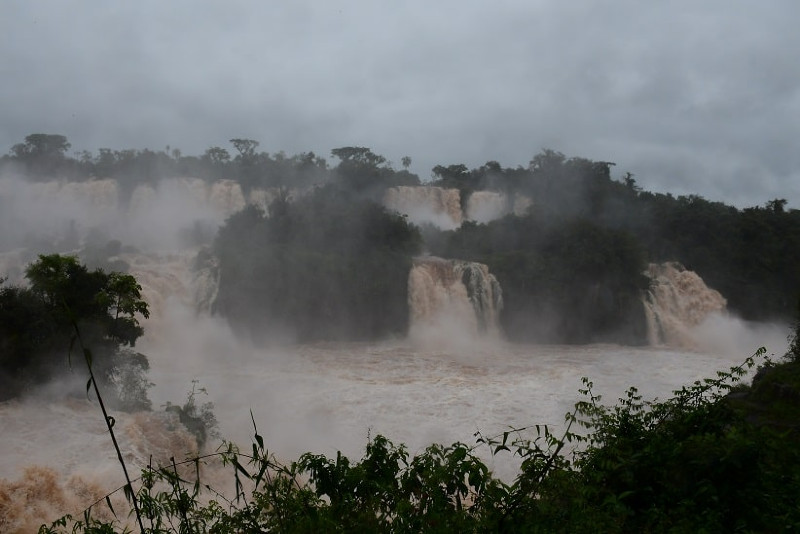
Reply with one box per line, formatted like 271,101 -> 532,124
1,323 -> 785,530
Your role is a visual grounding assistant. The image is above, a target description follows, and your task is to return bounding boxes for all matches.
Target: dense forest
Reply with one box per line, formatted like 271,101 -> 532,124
2,133 -> 800,346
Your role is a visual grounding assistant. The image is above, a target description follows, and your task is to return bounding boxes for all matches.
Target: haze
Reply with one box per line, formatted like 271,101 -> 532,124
2,1 -> 799,208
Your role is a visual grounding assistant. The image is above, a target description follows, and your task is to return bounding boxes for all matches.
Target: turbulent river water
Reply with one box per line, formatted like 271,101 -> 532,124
0,296 -> 787,530
0,177 -> 791,530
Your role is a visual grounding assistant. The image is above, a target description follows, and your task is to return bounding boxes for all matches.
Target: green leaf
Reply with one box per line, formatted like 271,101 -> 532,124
105,495 -> 117,518
250,410 -> 264,450
123,483 -> 134,504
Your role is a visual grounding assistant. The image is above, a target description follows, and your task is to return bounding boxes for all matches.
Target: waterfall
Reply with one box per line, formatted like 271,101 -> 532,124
407,256 -> 503,344
465,191 -> 507,223
643,262 -> 727,346
248,187 -> 282,213
465,191 -> 532,222
383,186 -> 533,229
383,186 -> 463,230
208,179 -> 246,215
193,247 -> 221,314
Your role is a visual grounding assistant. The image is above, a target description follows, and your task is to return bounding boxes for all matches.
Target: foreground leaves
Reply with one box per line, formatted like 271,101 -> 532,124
40,348 -> 800,533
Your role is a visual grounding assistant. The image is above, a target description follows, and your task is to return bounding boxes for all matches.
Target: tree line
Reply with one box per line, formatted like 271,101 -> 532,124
4,133 -> 800,343
423,151 -> 800,341
0,134 -> 420,196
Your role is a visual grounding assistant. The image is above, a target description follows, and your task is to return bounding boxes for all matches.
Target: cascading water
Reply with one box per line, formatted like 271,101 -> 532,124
208,179 -> 247,214
0,176 -> 789,530
407,256 -> 503,345
383,186 -> 532,229
643,262 -> 727,347
383,186 -> 463,230
192,248 -> 221,314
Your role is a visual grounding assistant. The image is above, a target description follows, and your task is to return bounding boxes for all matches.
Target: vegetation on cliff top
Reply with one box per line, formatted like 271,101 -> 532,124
6,134 -> 799,344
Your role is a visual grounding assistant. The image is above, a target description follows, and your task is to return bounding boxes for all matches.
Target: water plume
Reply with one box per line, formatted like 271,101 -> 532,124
643,262 -> 727,346
408,256 -> 503,354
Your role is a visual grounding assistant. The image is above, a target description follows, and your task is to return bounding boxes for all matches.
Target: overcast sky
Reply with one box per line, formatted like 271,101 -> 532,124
2,1 -> 798,208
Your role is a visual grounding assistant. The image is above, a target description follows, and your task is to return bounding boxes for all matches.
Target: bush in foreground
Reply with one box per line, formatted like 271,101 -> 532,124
38,347 -> 800,533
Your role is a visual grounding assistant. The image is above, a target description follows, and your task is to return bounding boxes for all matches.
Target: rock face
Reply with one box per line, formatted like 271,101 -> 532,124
407,256 -> 503,343
643,262 -> 727,346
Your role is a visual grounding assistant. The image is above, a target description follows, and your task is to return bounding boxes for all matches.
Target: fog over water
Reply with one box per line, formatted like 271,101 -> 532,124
2,5 -> 798,528
0,176 -> 791,530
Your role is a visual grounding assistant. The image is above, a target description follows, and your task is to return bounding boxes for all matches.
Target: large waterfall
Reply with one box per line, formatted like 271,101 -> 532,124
407,256 -> 503,344
0,178 -> 535,250
405,257 -> 727,348
383,186 -> 531,229
643,262 -> 727,347
0,176 -> 307,252
383,186 -> 463,230
465,191 -> 532,224
0,174 -> 745,350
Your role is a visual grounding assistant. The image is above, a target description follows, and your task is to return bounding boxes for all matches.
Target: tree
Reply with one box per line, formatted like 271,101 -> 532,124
529,148 -> 566,173
0,255 -> 151,403
24,254 -> 149,345
203,146 -> 231,166
401,156 -> 412,169
331,146 -> 386,167
330,147 -> 393,194
229,138 -> 260,159
9,133 -> 73,177
213,188 -> 421,342
622,171 -> 640,192
99,271 -> 151,345
766,198 -> 788,213
10,133 -> 71,160
431,163 -> 470,184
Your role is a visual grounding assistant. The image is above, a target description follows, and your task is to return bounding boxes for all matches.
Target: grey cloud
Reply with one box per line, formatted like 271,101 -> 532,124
2,1 -> 798,207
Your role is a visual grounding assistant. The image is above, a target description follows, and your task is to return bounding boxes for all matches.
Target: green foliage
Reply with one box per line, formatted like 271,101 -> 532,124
432,214 -> 649,343
0,254 -> 151,407
164,381 -> 220,449
423,150 -> 800,340
109,349 -> 153,412
9,133 -> 72,176
213,186 -> 422,343
40,348 -> 800,533
3,134 -> 425,199
330,146 -> 417,196
6,134 -> 800,332
629,193 -> 800,320
789,299 -> 800,362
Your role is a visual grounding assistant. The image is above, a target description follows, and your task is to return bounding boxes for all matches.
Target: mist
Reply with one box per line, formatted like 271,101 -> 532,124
3,2 -> 800,208
2,1 -> 799,527
0,153 -> 795,529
